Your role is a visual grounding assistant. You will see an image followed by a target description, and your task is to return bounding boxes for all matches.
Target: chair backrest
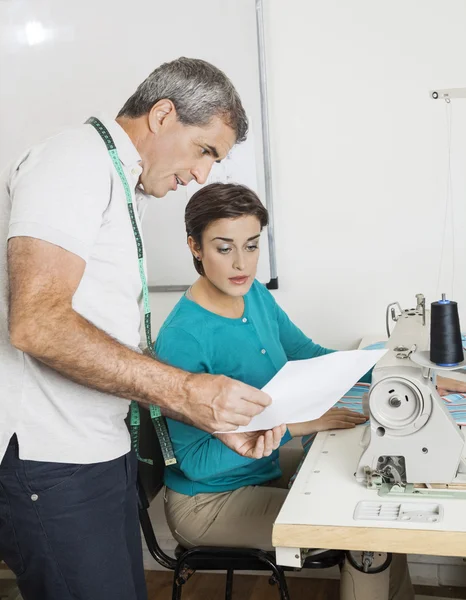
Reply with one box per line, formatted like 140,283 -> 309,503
133,405 -> 166,503
131,405 -> 178,571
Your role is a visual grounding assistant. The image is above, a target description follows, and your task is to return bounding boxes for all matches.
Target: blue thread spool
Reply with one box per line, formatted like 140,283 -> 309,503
430,293 -> 464,367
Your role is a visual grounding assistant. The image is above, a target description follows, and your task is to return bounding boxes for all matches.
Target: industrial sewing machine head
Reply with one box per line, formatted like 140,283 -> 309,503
356,294 -> 466,495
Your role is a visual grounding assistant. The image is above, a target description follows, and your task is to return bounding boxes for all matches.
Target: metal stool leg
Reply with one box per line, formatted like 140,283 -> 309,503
253,551 -> 291,600
225,569 -> 234,600
172,561 -> 190,600
269,564 -> 290,600
171,573 -> 182,600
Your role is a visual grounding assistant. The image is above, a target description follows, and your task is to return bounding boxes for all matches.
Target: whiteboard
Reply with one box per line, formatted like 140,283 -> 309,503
0,0 -> 275,290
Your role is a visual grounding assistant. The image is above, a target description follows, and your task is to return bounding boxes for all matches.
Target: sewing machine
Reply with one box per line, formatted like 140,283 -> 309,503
273,295 -> 466,570
356,294 -> 466,494
273,295 -> 466,572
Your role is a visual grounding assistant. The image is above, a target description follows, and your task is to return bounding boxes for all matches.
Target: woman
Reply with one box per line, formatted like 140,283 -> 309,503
155,183 -> 462,599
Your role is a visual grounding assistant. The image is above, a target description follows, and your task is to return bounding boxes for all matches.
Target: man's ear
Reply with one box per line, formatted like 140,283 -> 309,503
147,99 -> 176,134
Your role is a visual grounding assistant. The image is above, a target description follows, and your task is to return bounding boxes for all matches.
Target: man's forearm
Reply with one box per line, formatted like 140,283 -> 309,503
159,405 -> 194,425
12,305 -> 189,411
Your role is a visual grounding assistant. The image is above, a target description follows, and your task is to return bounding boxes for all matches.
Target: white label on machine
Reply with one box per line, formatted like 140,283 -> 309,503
354,501 -> 443,524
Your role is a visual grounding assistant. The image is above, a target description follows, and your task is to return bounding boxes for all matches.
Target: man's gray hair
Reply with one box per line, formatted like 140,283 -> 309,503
118,57 -> 248,143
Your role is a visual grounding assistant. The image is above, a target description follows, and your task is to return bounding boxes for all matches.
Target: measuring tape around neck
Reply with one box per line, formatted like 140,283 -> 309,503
86,116 -> 176,467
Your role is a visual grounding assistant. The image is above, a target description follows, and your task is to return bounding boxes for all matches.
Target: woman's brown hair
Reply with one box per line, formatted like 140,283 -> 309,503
185,183 -> 269,275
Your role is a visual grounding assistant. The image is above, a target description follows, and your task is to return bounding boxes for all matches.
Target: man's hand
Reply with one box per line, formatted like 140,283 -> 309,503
436,375 -> 466,397
182,373 -> 272,433
288,407 -> 367,437
216,425 -> 286,459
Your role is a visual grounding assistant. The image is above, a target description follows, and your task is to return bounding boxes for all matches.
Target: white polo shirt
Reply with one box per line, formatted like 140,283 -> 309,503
0,115 -> 149,464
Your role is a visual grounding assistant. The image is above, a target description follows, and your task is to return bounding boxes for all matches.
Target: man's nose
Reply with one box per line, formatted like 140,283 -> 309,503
191,160 -> 214,185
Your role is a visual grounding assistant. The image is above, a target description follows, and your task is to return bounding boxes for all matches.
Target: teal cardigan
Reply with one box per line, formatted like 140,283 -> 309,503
155,280 -> 370,495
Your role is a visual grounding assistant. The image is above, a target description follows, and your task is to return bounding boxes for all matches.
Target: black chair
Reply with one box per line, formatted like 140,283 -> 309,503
136,408 -> 345,600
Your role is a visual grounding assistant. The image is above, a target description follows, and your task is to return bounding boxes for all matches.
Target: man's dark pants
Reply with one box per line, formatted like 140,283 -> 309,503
0,435 -> 147,600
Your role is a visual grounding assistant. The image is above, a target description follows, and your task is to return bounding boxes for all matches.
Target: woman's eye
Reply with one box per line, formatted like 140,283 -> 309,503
218,247 -> 232,254
246,245 -> 258,252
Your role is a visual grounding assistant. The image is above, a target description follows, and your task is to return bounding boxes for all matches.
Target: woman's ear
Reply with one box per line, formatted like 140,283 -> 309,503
187,236 -> 202,261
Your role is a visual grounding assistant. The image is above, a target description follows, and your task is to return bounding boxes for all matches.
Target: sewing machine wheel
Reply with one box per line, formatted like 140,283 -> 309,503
346,551 -> 392,574
369,377 -> 431,435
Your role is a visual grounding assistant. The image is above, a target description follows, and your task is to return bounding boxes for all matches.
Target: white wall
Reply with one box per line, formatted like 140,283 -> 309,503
3,0 -> 465,349
0,0 -> 274,290
150,0 -> 466,349
267,0 -> 466,348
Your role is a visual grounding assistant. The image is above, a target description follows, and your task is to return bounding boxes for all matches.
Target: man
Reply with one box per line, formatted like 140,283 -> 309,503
0,57 -> 284,600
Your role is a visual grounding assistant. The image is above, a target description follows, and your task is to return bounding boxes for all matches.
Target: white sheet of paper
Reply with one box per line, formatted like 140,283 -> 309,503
219,349 -> 386,434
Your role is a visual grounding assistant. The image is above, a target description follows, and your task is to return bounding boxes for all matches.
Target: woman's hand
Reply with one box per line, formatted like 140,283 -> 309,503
436,375 -> 466,397
288,407 -> 367,438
